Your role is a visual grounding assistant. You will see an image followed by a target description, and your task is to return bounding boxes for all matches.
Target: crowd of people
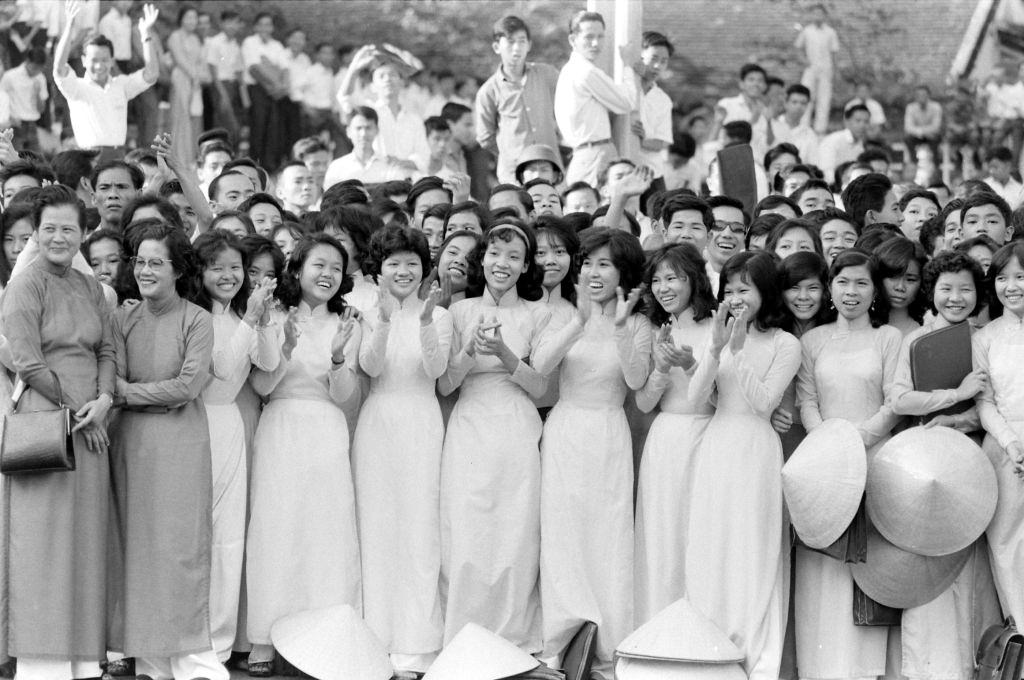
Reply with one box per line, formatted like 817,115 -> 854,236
3,2 -> 1024,680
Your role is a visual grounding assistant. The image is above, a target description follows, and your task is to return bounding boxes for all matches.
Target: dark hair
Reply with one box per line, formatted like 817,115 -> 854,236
129,221 -> 196,298
922,250 -> 985,317
766,218 -> 824,257
786,84 -> 811,99
124,149 -> 157,169
199,140 -> 234,165
367,225 -> 431,283
986,146 -> 1014,164
718,251 -> 787,331
579,227 -> 645,300
479,219 -> 543,300
292,137 -> 329,161
0,201 -> 33,284
739,63 -> 766,81
121,195 -> 185,232
83,34 -> 114,56
371,198 -> 409,226
778,251 -> 833,333
276,233 -> 352,314
82,226 -> 123,263
0,159 -> 55,192
190,230 -> 251,317
763,143 -> 801,173
238,192 -> 283,216
855,223 -> 901,251
754,195 -> 802,218
790,179 -> 832,203
563,211 -> 593,234
223,158 -> 268,190
746,213 -> 785,249
321,181 -> 369,211
960,191 -> 1012,227
51,149 -> 99,192
562,181 -> 601,208
844,103 -> 870,119
423,116 -> 451,136
857,148 -> 891,166
569,10 -> 604,33
30,184 -> 86,234
220,10 -> 240,22
723,120 -> 753,144
441,102 -> 473,124
643,242 -> 716,325
347,105 -> 379,126
919,215 -> 945,254
423,203 -> 451,225
158,179 -> 185,198
959,178 -> 996,199
443,201 -> 489,236
207,170 -> 251,201
663,194 -> 714,229
898,188 -> 940,213
642,31 -> 674,56
591,204 -> 640,237
370,180 -> 411,202
803,206 -> 857,232
406,176 -> 452,214
241,234 -> 286,281
313,206 -> 377,270
177,3 -> 198,26
25,47 -> 46,66
828,248 -> 889,327
210,210 -> 256,235
841,173 -> 892,228
489,183 -> 534,214
985,241 -> 1024,318
90,160 -> 144,191
874,237 -> 928,323
707,195 -> 751,227
492,15 -> 530,41
534,215 -> 580,303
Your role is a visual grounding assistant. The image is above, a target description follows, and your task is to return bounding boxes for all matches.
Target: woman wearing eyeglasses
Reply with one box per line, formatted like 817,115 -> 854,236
108,222 -> 227,680
1,185 -> 115,680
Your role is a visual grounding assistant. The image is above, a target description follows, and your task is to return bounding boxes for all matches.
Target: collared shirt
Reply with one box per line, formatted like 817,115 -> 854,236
323,151 -> 414,188
205,32 -> 243,81
554,51 -> 636,149
372,101 -> 429,162
54,69 -> 151,147
299,62 -> 336,110
983,176 -> 1024,209
283,50 -> 311,102
240,34 -> 288,86
0,63 -> 47,121
795,23 -> 839,69
845,97 -> 887,126
773,115 -> 819,164
98,8 -> 132,61
639,82 -> 672,178
815,128 -> 864,184
475,61 -> 559,181
717,94 -> 770,162
904,100 -> 943,138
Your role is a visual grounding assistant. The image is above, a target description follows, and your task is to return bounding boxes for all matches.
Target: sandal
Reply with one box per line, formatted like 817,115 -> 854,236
248,661 -> 273,677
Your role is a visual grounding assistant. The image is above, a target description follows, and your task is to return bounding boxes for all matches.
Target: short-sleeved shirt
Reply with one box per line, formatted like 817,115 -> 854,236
54,70 -> 151,147
795,23 -> 839,69
0,63 -> 46,121
240,34 -> 288,87
205,32 -> 243,81
639,83 -> 672,178
97,8 -> 132,61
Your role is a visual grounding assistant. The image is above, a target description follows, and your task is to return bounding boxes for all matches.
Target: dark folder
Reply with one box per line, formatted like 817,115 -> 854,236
908,321 -> 973,420
717,144 -> 757,217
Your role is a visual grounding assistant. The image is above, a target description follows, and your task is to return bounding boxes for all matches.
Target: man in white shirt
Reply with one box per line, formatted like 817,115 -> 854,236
337,45 -> 429,164
282,28 -> 310,152
554,10 -> 639,186
982,146 -> 1024,210
845,82 -> 887,141
300,43 -> 341,146
97,0 -> 132,71
773,84 -> 818,164
816,103 -> 869,187
795,4 -> 839,134
323,106 -> 416,189
54,0 -> 159,155
635,31 -> 674,195
0,47 -> 47,151
205,9 -> 247,146
714,63 -> 771,163
903,84 -> 943,160
241,12 -> 289,170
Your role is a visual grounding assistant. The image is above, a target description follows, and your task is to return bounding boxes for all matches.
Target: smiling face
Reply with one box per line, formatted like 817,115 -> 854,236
995,256 -> 1024,317
932,270 -> 977,324
134,239 -> 179,302
483,233 -> 528,297
88,236 -> 121,286
248,253 -> 276,291
249,202 -> 283,238
580,244 -> 620,304
298,243 -> 346,309
82,43 -> 113,85
664,209 -> 709,250
708,205 -> 746,267
202,246 -> 245,306
784,276 -> 824,321
723,271 -> 762,320
774,226 -> 815,259
651,260 -> 692,316
438,234 -> 477,292
380,250 -> 424,301
830,264 -> 874,321
37,204 -> 82,268
569,20 -> 605,62
819,219 -> 858,264
535,231 -> 571,291
421,216 -> 445,262
93,167 -> 139,224
4,216 -> 32,267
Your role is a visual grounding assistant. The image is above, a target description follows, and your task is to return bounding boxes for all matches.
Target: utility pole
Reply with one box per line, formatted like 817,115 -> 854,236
588,0 -> 642,163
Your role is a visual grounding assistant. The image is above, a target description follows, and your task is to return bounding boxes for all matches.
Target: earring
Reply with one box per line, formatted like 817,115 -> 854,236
870,299 -> 876,312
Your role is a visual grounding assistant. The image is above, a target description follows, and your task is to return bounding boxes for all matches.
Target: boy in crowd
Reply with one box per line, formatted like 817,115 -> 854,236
981,146 -> 1024,209
442,102 -> 490,202
293,137 -> 332,197
555,10 -> 639,186
0,159 -> 55,207
840,172 -> 903,230
773,84 -> 818,163
525,177 -> 562,217
635,32 -> 674,194
713,63 -> 771,163
323,106 -> 417,189
706,195 -> 749,290
816,104 -> 869,185
209,170 -> 256,214
0,47 -> 48,152
205,10 -> 248,146
563,181 -> 600,214
489,183 -> 534,221
54,0 -> 160,155
660,194 -> 713,249
197,140 -> 234,198
98,0 -> 134,72
961,192 -> 1013,244
411,116 -> 460,178
477,15 -> 559,184
275,162 -> 316,216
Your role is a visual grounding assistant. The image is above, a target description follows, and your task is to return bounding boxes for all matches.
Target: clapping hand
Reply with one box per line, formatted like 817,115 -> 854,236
377,285 -> 398,323
281,309 -> 301,360
614,285 -> 644,328
574,283 -> 601,326
331,308 -> 357,364
420,280 -> 442,326
1008,441 -> 1024,479
244,276 -> 277,326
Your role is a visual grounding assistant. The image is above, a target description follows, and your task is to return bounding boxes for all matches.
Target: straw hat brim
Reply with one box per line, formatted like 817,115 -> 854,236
782,419 -> 867,549
270,604 -> 393,680
614,656 -> 747,680
423,623 -> 539,680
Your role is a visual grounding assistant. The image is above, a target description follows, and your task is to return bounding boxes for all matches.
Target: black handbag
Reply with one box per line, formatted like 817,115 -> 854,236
975,617 -> 1024,680
852,581 -> 902,626
0,374 -> 75,475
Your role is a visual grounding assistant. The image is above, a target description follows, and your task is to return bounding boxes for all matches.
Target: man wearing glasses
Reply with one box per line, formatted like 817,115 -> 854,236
705,195 -> 749,292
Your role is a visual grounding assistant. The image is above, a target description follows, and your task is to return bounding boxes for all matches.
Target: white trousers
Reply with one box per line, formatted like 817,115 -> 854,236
801,65 -> 833,134
135,651 -> 228,680
15,658 -> 101,680
565,142 -> 616,187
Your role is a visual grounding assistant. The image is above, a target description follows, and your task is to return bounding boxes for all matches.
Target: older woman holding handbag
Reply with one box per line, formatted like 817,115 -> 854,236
1,184 -> 116,680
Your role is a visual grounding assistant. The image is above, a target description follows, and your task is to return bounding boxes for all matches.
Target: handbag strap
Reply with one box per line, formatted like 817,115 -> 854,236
11,371 -> 66,410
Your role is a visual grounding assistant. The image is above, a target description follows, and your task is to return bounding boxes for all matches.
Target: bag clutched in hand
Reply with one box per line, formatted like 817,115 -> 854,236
0,374 -> 75,475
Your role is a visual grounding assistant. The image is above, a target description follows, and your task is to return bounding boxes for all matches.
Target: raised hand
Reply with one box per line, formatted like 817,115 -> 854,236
710,305 -> 734,357
614,285 -> 644,328
420,280 -> 442,325
331,308 -> 357,363
244,276 -> 277,325
377,285 -> 398,323
728,306 -> 749,354
138,3 -> 159,35
443,173 -> 472,203
281,309 -> 301,359
64,0 -> 82,27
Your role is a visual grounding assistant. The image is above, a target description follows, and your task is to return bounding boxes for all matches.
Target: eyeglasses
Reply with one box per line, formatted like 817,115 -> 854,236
712,220 -> 746,235
130,256 -> 169,270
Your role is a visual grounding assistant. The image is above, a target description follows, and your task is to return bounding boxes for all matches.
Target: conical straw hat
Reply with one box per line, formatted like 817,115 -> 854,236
866,425 -> 996,556
782,419 -> 866,549
850,526 -> 973,609
423,623 -> 539,680
270,604 -> 392,680
617,598 -> 743,663
614,656 -> 747,680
